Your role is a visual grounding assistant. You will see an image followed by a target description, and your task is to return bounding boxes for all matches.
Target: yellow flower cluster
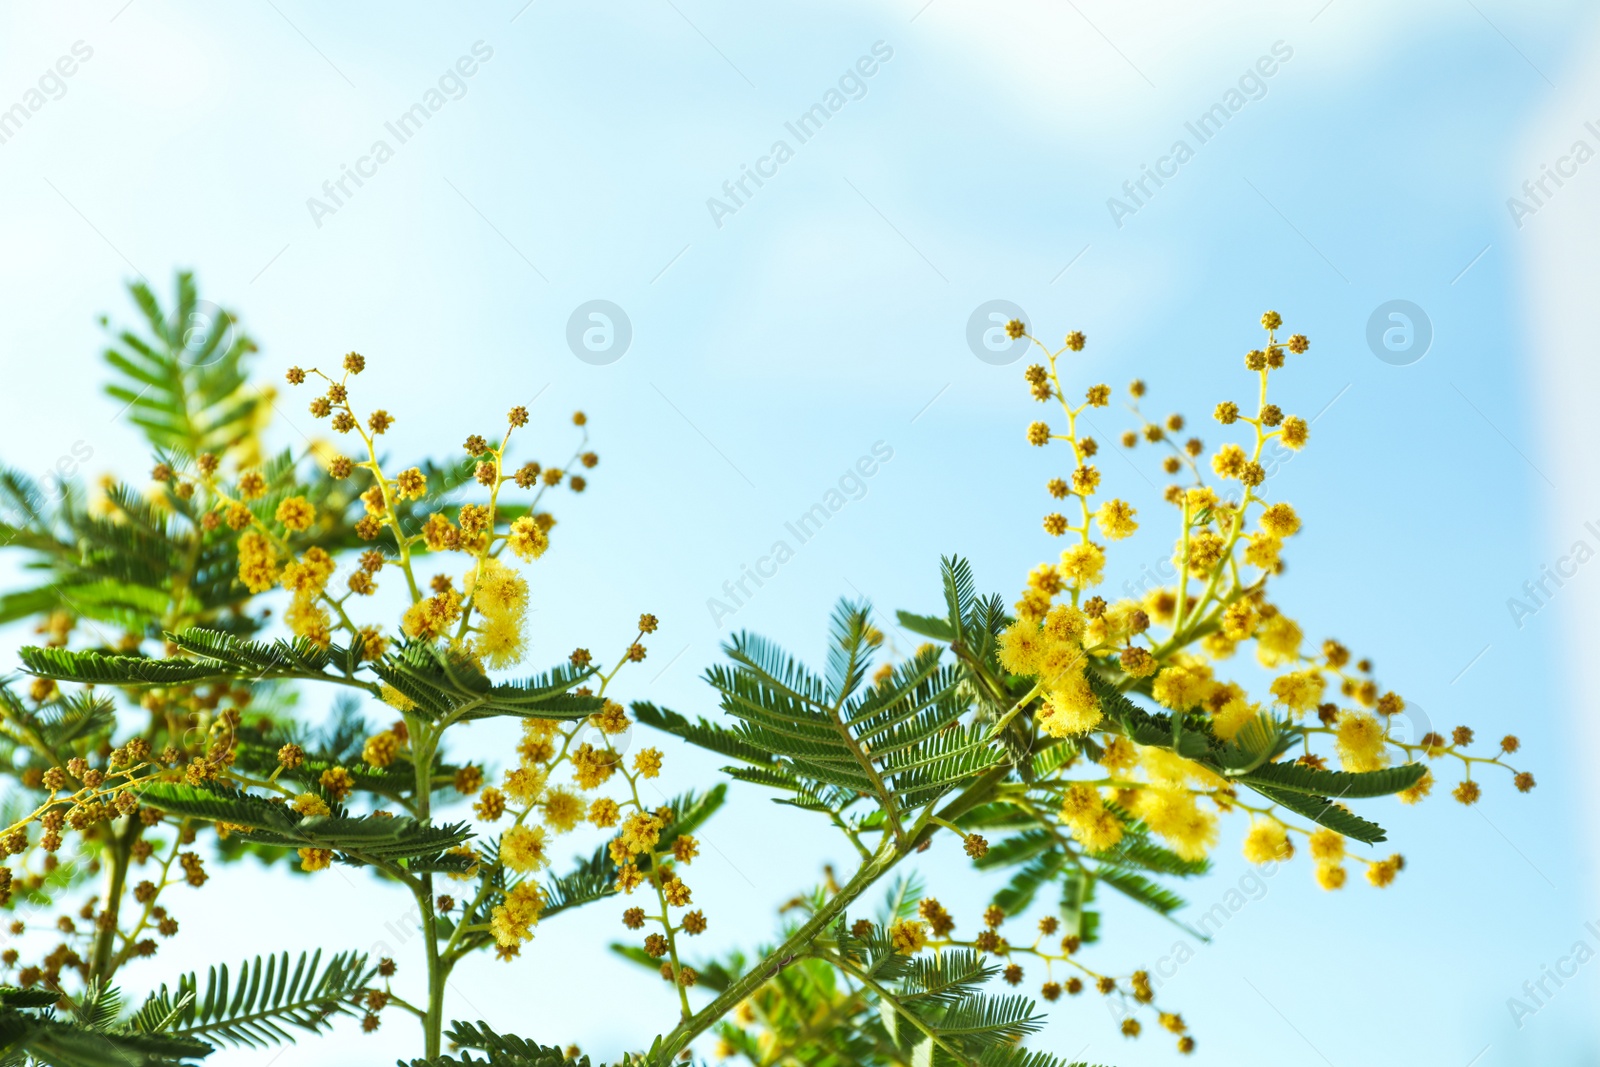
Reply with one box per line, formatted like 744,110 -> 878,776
997,313 -> 1534,902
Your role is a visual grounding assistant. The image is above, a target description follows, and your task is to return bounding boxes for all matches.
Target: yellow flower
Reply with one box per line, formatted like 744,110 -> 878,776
476,614 -> 527,670
362,733 -> 400,768
588,797 -> 621,827
633,748 -> 663,779
1334,711 -> 1389,772
501,826 -> 549,872
396,468 -> 427,499
467,558 -> 528,621
1135,786 -> 1218,861
320,767 -> 354,800
1058,543 -> 1105,587
489,881 -> 544,947
1280,416 -> 1308,449
298,847 -> 333,872
380,684 -> 416,712
1211,443 -> 1247,479
1366,854 -> 1402,887
275,496 -> 316,531
541,788 -> 584,833
1398,770 -> 1433,805
1036,674 -> 1101,736
1255,614 -> 1302,668
236,532 -> 280,594
504,765 -> 548,804
1151,665 -> 1209,711
292,793 -> 330,817
889,919 -> 927,955
1221,599 -> 1257,640
1269,670 -> 1326,714
996,621 -> 1043,676
1096,736 -> 1138,776
1259,502 -> 1300,538
570,744 -> 615,790
1314,863 -> 1347,891
1041,605 -> 1086,646
507,516 -> 549,562
401,591 -> 462,640
620,811 -> 664,856
1210,697 -> 1259,742
1242,820 -> 1292,864
1243,532 -> 1282,570
1307,828 -> 1345,864
285,595 -> 331,648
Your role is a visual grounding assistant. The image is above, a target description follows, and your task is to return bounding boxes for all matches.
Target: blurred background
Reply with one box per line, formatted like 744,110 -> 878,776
1,1 -> 1598,1063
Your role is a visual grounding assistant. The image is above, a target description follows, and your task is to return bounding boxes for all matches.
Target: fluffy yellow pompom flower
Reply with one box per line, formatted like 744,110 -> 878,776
996,620 -> 1044,676
236,532 -> 281,594
468,558 -> 528,621
1151,665 -> 1210,711
1260,502 -> 1300,538
1072,808 -> 1125,852
1211,697 -> 1259,742
1036,674 -> 1101,736
1094,499 -> 1138,540
1141,747 -> 1224,790
1136,786 -> 1218,861
292,793 -> 330,817
1211,443 -> 1247,479
476,613 -> 527,670
1398,770 -> 1433,805
1307,828 -> 1345,864
1242,820 -> 1293,864
506,515 -> 549,562
1254,614 -> 1302,668
1058,784 -> 1125,852
490,881 -> 544,948
1269,669 -> 1326,714
1096,736 -> 1139,776
1041,605 -> 1087,646
889,919 -> 928,955
401,591 -> 462,640
1243,533 -> 1282,570
275,496 -> 316,531
501,825 -> 550,872
298,847 -> 333,871
1314,863 -> 1347,891
1058,543 -> 1105,587
541,788 -> 584,833
1334,711 -> 1389,772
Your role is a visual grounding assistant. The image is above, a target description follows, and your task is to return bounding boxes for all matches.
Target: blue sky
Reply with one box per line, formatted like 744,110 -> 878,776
1,2 -> 1597,1064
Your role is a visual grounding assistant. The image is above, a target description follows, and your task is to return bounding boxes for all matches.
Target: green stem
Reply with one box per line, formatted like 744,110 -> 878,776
89,817 -> 139,983
649,845 -> 896,1064
410,721 -> 444,1059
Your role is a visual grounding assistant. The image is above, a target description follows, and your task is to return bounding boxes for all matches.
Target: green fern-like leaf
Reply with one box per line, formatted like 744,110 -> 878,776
372,643 -> 600,724
128,949 -> 372,1049
1237,759 -> 1427,799
1248,783 -> 1389,843
134,781 -> 473,865
404,1020 -> 586,1067
103,272 -> 262,459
